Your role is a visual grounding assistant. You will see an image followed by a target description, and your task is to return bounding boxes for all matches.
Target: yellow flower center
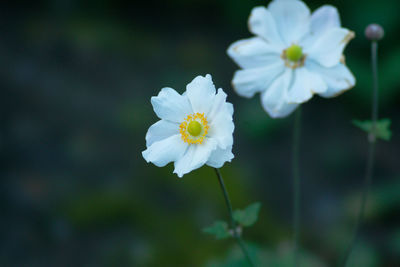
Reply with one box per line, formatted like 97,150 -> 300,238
282,44 -> 306,69
187,121 -> 202,136
286,44 -> 303,62
179,113 -> 209,144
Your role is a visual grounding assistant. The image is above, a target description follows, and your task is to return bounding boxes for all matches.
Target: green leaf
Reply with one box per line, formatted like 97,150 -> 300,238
352,118 -> 392,141
202,220 -> 231,240
233,202 -> 261,227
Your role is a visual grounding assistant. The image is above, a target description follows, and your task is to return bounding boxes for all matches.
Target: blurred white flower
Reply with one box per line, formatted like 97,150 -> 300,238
227,0 -> 355,118
142,75 -> 234,177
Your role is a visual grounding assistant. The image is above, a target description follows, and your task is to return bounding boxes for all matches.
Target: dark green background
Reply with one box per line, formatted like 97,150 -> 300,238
1,0 -> 399,266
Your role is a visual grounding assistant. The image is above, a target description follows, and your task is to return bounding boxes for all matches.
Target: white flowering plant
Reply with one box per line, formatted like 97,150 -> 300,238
142,0 -> 392,266
227,0 -> 355,118
142,74 -> 234,177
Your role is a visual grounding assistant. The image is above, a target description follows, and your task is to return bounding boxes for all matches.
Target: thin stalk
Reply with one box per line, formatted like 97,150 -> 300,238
339,41 -> 379,267
214,168 -> 255,267
292,108 -> 302,267
371,42 -> 379,124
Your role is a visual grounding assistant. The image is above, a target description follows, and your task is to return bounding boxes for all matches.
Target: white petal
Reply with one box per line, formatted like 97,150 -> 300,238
310,5 -> 341,35
306,61 -> 355,98
142,134 -> 188,167
151,87 -> 192,123
307,28 -> 354,68
173,138 -> 218,177
207,89 -> 233,120
227,37 -> 281,69
145,120 -> 179,147
225,103 -> 234,117
208,111 -> 234,150
206,145 -> 234,168
268,0 -> 311,45
248,7 -> 285,48
260,69 -> 299,118
206,89 -> 234,149
186,74 -> 216,114
287,67 -> 327,103
300,5 -> 341,48
232,61 -> 285,98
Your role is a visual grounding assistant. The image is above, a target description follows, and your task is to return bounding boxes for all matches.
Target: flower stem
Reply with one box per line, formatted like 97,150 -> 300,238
371,42 -> 379,124
214,168 -> 255,267
339,41 -> 379,267
292,107 -> 302,267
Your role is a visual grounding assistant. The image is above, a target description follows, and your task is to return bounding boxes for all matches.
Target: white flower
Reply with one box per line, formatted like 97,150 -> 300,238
142,75 -> 235,177
227,0 -> 356,118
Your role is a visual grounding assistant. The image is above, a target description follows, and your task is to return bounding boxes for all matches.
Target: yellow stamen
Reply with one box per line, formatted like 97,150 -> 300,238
179,113 -> 209,144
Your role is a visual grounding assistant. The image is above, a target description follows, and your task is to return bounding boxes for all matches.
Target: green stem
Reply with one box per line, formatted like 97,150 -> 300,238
339,41 -> 379,267
371,42 -> 379,124
214,168 -> 255,267
292,108 -> 302,267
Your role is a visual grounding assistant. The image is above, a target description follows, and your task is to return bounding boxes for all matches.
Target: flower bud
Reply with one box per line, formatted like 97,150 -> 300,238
365,24 -> 384,41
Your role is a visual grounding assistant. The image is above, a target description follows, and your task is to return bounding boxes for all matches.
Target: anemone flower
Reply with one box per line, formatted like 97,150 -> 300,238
142,75 -> 234,177
227,0 -> 355,118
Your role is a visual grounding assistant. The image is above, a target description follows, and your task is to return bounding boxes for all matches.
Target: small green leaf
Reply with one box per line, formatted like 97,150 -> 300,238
352,118 -> 392,141
233,202 -> 261,227
202,220 -> 231,239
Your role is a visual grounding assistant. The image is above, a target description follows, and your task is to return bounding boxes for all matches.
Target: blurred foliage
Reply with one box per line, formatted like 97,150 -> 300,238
352,118 -> 392,141
206,243 -> 327,267
203,202 -> 261,240
233,202 -> 261,227
203,221 -> 231,240
1,0 -> 399,266
346,178 -> 400,219
345,243 -> 380,267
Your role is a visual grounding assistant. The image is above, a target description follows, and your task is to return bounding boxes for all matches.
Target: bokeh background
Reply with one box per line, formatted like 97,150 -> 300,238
1,0 -> 399,266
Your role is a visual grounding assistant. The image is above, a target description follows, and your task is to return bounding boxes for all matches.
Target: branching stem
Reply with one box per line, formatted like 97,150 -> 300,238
214,168 -> 255,267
